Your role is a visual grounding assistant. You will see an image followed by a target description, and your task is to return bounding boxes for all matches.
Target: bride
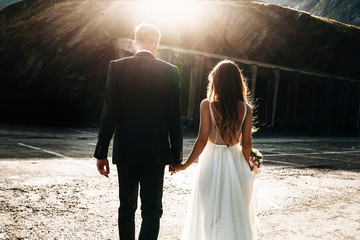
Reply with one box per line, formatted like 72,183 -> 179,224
173,60 -> 258,240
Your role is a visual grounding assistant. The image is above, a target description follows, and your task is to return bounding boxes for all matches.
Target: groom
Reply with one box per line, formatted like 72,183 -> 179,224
94,23 -> 183,240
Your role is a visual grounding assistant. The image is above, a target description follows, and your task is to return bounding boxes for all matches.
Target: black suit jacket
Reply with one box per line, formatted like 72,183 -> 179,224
94,51 -> 183,165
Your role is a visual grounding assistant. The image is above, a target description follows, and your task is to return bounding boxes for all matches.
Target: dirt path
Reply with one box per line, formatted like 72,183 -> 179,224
0,158 -> 359,240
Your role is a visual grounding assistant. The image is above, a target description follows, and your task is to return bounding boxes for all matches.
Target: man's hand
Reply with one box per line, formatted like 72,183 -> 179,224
97,159 -> 110,178
169,163 -> 186,175
169,164 -> 177,175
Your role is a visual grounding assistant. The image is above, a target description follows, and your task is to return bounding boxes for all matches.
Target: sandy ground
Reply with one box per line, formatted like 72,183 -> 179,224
0,158 -> 359,240
0,124 -> 359,239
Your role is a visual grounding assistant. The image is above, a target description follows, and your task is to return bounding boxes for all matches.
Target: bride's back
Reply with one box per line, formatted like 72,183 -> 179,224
206,59 -> 250,147
208,101 -> 247,146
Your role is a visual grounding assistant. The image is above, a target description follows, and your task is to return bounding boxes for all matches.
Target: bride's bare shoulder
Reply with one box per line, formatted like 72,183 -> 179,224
201,99 -> 209,105
200,99 -> 211,114
200,99 -> 210,109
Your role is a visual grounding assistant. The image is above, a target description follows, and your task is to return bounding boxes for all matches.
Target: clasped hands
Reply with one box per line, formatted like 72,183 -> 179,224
169,163 -> 186,175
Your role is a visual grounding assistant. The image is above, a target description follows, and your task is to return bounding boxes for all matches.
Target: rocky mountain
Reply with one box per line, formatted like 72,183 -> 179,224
0,0 -> 20,10
263,0 -> 360,26
1,0 -> 359,123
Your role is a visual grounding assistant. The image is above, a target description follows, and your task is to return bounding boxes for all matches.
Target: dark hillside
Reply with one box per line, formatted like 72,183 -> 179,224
1,0 -> 359,123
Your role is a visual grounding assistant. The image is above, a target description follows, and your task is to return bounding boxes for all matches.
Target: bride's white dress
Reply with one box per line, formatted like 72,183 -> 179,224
181,102 -> 257,240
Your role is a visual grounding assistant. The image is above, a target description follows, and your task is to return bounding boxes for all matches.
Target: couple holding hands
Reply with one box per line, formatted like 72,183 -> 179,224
95,23 -> 259,240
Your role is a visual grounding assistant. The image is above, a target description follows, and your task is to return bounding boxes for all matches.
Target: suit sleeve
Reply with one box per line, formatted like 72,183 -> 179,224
94,61 -> 118,159
168,67 -> 183,164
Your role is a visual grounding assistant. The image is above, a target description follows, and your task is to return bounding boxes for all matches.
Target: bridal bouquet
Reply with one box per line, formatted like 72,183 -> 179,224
250,148 -> 263,173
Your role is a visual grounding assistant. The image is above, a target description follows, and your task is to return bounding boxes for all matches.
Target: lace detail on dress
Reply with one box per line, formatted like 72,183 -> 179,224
208,101 -> 247,146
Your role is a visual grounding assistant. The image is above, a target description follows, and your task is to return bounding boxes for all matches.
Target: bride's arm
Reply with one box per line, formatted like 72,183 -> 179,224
174,99 -> 211,171
242,104 -> 253,164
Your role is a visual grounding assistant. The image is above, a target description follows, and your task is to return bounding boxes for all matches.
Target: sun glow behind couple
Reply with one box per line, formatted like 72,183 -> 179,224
106,0 -> 208,29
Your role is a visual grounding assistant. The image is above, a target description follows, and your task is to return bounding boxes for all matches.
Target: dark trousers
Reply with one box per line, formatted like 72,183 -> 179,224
116,161 -> 165,240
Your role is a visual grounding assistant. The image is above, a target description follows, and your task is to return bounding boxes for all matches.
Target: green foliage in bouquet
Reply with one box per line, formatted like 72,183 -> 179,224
250,148 -> 263,167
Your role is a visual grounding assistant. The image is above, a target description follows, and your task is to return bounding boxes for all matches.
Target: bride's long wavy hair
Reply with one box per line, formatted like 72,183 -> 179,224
207,60 -> 251,145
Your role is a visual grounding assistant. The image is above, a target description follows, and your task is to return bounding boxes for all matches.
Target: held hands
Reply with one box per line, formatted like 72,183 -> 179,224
169,163 -> 187,175
97,159 -> 110,178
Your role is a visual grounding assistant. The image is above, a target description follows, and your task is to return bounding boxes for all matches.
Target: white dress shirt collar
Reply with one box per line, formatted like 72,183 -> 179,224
136,49 -> 154,56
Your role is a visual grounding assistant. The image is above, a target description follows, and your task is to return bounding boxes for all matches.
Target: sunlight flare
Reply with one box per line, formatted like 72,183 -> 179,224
136,0 -> 203,26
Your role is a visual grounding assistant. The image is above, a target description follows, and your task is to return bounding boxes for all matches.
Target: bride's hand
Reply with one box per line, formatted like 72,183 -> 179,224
250,157 -> 262,173
252,162 -> 261,173
172,163 -> 187,172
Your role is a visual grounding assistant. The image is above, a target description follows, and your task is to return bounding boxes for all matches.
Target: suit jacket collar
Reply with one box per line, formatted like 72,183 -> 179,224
134,50 -> 155,59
